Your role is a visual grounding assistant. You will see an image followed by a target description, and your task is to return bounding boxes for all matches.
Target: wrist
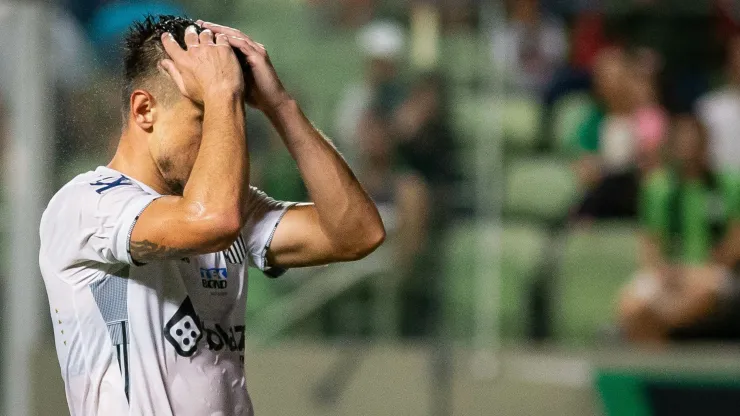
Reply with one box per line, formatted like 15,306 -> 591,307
263,96 -> 298,121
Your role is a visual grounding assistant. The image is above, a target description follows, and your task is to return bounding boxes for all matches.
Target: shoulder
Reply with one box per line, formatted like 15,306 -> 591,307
40,168 -> 151,239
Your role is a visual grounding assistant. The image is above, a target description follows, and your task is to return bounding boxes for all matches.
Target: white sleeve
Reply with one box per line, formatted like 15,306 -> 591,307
241,187 -> 294,277
41,178 -> 159,279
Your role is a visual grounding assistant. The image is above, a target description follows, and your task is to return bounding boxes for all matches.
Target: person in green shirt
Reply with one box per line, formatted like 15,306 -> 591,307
618,114 -> 740,343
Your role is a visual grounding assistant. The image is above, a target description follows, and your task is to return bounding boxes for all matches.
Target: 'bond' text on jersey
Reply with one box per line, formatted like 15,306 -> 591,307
200,267 -> 228,289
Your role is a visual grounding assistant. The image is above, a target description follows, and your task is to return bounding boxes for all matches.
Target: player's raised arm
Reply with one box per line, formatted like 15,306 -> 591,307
129,26 -> 249,263
202,22 -> 385,268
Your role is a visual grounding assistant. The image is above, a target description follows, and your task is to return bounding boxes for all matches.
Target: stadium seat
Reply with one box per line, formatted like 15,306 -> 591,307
449,94 -> 542,152
553,223 -> 639,344
504,156 -> 578,222
450,94 -> 498,145
443,220 -> 548,341
551,92 -> 594,155
440,31 -> 485,86
500,95 -> 543,152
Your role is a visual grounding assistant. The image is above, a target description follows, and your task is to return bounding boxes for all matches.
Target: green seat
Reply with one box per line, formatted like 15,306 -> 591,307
440,31 -> 486,86
501,96 -> 543,152
450,94 -> 497,145
551,92 -> 594,154
443,220 -> 548,340
553,223 -> 639,344
504,156 -> 578,222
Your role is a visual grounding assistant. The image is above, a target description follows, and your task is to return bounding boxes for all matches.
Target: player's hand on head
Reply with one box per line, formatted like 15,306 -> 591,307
159,25 -> 244,103
198,20 -> 291,112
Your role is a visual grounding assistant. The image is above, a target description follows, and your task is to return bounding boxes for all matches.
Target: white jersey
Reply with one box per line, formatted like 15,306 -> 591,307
39,166 -> 292,416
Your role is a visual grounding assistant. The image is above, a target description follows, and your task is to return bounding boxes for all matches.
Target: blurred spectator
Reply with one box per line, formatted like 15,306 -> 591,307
696,34 -> 740,175
332,69 -> 458,336
334,20 -> 406,170
390,73 -> 459,336
715,0 -> 740,42
572,47 -> 641,220
618,115 -> 740,343
570,10 -> 607,73
392,73 -> 459,198
630,48 -> 668,173
544,10 -> 607,107
491,0 -> 568,96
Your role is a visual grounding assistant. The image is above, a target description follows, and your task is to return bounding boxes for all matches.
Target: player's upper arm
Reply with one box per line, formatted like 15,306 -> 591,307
266,204 -> 383,269
234,187 -> 364,275
264,205 -> 341,268
129,195 -> 244,264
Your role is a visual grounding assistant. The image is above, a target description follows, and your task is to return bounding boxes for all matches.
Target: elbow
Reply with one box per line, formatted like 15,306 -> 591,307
340,220 -> 386,261
198,209 -> 244,252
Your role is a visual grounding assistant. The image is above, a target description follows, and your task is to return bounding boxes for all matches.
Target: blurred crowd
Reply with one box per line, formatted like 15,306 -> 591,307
4,0 -> 740,345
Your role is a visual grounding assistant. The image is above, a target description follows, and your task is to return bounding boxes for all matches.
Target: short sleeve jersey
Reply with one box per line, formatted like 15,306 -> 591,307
640,168 -> 740,263
39,166 -> 292,416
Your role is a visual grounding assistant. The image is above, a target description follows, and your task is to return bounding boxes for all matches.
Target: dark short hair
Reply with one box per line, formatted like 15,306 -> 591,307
121,14 -> 252,115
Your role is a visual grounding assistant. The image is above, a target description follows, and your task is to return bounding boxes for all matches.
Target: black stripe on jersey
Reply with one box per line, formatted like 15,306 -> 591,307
235,236 -> 245,263
224,235 -> 246,264
225,249 -> 235,264
122,323 -> 130,402
116,345 -> 122,373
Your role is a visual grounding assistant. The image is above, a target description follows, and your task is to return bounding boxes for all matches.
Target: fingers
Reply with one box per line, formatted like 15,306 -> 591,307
199,28 -> 215,45
225,35 -> 258,56
215,33 -> 229,46
161,32 -> 185,60
197,21 -> 265,53
200,21 -> 242,38
184,25 -> 199,47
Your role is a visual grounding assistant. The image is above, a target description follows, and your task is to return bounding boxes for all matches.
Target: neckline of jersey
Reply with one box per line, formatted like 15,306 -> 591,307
96,166 -> 162,197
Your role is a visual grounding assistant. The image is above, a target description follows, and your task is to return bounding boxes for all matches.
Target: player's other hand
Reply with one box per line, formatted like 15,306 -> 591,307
159,25 -> 245,103
198,21 -> 291,112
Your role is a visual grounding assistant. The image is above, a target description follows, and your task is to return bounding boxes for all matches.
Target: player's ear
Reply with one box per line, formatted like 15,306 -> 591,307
130,89 -> 156,132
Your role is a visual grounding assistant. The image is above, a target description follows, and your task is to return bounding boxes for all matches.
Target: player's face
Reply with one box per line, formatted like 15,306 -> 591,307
150,95 -> 205,195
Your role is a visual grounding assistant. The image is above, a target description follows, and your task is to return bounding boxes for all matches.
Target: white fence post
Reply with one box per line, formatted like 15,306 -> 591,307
1,3 -> 53,415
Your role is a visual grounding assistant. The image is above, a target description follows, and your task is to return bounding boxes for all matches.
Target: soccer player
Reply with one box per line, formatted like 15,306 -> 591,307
39,15 -> 385,416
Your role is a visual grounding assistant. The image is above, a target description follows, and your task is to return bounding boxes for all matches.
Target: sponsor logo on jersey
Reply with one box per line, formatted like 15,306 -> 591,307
163,298 -> 245,359
203,324 -> 245,354
164,297 -> 203,357
200,267 -> 228,289
223,235 -> 246,265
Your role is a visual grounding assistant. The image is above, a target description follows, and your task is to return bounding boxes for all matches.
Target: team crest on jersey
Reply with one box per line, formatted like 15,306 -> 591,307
164,297 -> 203,357
90,175 -> 133,194
223,235 -> 246,265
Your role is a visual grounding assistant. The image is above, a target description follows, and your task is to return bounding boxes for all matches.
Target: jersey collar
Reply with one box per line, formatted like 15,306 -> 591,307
96,166 -> 162,196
